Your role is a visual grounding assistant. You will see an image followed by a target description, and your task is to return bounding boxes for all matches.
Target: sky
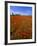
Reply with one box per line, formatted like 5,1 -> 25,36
10,6 -> 32,16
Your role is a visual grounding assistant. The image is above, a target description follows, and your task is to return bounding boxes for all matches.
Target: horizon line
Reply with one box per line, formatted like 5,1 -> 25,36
10,14 -> 32,16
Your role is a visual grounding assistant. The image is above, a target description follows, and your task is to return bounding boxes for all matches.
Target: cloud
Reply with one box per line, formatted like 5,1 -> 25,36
10,10 -> 32,16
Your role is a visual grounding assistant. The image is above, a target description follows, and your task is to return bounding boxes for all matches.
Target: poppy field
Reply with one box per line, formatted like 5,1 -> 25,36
10,15 -> 32,40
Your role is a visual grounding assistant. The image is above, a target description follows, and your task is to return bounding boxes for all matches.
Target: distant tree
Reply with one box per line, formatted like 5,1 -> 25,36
12,13 -> 14,15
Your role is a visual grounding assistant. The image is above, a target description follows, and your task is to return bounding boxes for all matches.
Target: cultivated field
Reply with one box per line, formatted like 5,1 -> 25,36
10,15 -> 32,40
